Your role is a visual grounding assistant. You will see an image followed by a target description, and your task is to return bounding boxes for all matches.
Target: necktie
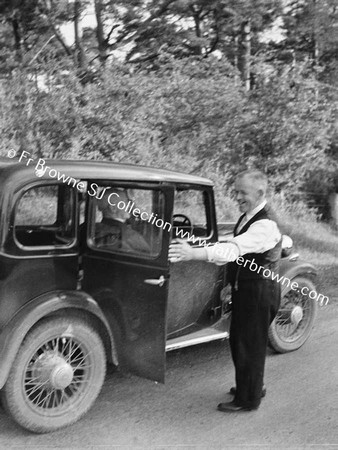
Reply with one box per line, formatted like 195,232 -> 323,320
237,214 -> 247,232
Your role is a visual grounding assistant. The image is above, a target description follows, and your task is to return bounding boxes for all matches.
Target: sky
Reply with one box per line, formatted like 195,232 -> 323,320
59,5 -> 96,46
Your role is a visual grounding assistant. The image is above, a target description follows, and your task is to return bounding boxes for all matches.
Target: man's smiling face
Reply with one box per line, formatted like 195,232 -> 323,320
234,175 -> 264,214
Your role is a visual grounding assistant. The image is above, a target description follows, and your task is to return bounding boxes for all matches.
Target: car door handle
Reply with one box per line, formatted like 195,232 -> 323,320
144,275 -> 166,287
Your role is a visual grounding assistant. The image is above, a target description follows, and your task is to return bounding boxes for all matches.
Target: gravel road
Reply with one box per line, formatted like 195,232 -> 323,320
0,302 -> 337,449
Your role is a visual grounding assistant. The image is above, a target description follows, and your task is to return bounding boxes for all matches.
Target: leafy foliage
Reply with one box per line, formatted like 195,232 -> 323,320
0,0 -> 337,219
1,56 -> 337,215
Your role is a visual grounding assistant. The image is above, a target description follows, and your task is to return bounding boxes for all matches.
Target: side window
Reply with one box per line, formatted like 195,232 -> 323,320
89,185 -> 166,257
173,189 -> 210,239
14,185 -> 75,247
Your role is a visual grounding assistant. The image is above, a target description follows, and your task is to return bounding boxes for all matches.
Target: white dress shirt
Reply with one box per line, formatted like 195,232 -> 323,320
206,200 -> 281,265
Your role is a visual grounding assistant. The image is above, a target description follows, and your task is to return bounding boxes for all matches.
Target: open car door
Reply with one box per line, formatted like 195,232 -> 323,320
81,182 -> 174,383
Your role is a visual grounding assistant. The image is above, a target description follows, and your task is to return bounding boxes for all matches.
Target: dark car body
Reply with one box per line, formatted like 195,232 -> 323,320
0,157 -> 317,432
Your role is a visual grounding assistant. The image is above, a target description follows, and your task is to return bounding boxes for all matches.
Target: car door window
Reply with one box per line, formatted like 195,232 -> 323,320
89,185 -> 167,257
14,184 -> 75,247
173,189 -> 211,239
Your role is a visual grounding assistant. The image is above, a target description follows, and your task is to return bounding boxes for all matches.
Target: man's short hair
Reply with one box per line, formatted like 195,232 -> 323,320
236,169 -> 268,194
97,188 -> 124,213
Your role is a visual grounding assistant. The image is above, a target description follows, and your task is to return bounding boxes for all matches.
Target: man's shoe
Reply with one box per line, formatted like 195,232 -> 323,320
229,386 -> 266,398
217,401 -> 258,413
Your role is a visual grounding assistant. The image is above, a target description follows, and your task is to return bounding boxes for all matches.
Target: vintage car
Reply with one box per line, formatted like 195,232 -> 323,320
0,157 -> 318,433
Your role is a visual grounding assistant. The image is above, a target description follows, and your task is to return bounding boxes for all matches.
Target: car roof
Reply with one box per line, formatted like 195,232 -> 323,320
0,158 -> 213,187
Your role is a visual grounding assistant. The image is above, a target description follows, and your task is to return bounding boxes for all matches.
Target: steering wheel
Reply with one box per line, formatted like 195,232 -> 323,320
172,214 -> 193,239
173,214 -> 192,228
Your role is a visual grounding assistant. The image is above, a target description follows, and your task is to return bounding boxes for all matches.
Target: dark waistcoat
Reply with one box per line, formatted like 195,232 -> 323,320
227,204 -> 282,287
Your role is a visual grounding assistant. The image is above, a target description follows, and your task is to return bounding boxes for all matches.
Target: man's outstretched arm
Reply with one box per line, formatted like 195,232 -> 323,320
168,239 -> 239,264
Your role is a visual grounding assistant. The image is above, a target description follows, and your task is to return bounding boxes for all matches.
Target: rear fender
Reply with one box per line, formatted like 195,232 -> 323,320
278,257 -> 317,293
0,290 -> 117,389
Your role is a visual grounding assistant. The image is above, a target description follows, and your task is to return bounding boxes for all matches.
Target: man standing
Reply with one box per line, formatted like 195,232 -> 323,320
168,170 -> 282,412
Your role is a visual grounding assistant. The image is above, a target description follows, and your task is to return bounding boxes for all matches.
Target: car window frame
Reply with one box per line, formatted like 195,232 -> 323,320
85,181 -> 170,261
9,180 -> 78,254
172,184 -> 216,244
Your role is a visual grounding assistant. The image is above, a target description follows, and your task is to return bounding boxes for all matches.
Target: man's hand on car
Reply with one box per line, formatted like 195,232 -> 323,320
169,239 -> 207,263
169,239 -> 192,262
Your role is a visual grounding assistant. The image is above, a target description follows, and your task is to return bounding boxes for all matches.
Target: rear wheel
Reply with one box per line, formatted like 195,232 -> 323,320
1,317 -> 106,433
268,277 -> 318,353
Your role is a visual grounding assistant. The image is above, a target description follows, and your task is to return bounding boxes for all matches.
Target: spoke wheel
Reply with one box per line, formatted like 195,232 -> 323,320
1,317 -> 106,433
268,277 -> 318,353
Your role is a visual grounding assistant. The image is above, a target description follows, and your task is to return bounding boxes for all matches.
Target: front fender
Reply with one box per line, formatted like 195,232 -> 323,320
279,257 -> 317,293
0,290 -> 117,389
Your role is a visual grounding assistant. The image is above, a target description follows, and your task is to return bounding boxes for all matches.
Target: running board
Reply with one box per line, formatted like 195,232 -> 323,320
166,327 -> 229,352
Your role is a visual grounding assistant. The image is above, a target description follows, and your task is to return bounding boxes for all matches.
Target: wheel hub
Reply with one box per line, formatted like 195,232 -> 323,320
290,305 -> 303,326
32,353 -> 74,389
50,362 -> 74,389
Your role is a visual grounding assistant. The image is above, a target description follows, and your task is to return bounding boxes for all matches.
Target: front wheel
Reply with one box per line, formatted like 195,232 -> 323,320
1,317 -> 106,433
268,277 -> 318,353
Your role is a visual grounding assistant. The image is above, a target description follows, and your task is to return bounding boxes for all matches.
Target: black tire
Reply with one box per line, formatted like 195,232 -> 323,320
268,277 -> 318,353
1,317 -> 106,433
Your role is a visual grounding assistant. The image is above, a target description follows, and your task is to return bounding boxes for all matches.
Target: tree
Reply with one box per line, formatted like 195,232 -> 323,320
279,0 -> 338,85
0,0 -> 88,73
111,0 -> 283,76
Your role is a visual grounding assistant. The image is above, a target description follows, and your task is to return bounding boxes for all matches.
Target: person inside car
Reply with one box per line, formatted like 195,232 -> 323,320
95,188 -> 150,254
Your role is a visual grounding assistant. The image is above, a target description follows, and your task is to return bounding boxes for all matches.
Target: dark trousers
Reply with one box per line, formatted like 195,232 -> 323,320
230,279 -> 281,408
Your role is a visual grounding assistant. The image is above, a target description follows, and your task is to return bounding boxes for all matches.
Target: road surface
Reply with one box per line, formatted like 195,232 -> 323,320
0,302 -> 337,449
